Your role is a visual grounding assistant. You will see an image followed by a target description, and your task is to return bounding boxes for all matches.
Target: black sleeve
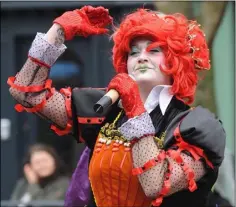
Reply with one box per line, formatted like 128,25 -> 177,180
179,106 -> 226,168
71,87 -> 121,150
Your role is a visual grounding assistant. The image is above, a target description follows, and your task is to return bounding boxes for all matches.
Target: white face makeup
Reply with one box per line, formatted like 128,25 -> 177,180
127,37 -> 171,89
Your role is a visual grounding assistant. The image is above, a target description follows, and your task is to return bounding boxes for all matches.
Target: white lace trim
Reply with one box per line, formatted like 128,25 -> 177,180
28,32 -> 67,67
118,112 -> 155,141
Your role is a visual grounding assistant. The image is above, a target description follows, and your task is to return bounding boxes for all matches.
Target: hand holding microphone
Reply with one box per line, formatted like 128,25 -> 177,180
93,89 -> 119,114
94,73 -> 145,119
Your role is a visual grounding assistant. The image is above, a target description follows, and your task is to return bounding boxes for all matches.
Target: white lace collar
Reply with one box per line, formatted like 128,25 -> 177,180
118,85 -> 173,115
144,85 -> 173,115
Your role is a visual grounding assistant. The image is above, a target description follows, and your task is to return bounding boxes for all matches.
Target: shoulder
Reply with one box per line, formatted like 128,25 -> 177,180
70,87 -> 122,146
70,88 -> 107,143
58,176 -> 70,182
72,87 -> 106,103
71,87 -> 108,116
51,176 -> 70,187
11,178 -> 28,196
71,87 -> 121,122
180,106 -> 226,167
15,177 -> 28,187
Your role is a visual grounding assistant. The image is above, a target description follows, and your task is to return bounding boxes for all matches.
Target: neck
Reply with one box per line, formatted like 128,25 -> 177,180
138,85 -> 153,104
38,173 -> 57,188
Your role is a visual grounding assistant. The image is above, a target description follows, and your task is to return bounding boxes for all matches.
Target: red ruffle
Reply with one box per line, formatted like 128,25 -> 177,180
173,126 -> 214,169
51,121 -> 72,136
7,76 -> 52,93
50,87 -> 73,136
132,150 -> 166,175
60,87 -> 72,118
152,162 -> 173,206
167,149 -> 197,192
28,55 -> 51,68
14,88 -> 55,113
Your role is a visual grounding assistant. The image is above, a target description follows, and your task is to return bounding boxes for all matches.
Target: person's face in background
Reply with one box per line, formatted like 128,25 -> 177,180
30,151 -> 56,178
127,37 -> 171,89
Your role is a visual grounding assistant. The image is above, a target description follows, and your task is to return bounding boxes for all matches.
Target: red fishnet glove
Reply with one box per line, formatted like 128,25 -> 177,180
107,73 -> 146,119
53,5 -> 113,40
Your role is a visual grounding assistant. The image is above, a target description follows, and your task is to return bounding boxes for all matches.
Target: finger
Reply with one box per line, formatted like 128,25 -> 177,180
101,13 -> 113,23
94,6 -> 107,12
87,5 -> 96,13
104,16 -> 113,25
85,24 -> 109,34
24,164 -> 31,171
86,8 -> 112,25
97,9 -> 110,18
24,165 -> 33,176
94,15 -> 113,28
84,6 -> 104,15
95,28 -> 109,34
80,5 -> 90,13
89,6 -> 109,17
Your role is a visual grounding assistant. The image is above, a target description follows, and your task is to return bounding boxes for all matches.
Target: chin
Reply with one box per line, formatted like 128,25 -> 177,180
134,73 -> 158,85
38,172 -> 52,178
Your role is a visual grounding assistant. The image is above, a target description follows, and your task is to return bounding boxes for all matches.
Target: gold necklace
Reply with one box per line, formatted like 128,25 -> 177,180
98,110 -> 131,147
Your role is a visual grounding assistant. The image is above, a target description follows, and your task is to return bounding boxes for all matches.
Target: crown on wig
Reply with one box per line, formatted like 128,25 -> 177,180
112,9 -> 211,104
187,21 -> 210,70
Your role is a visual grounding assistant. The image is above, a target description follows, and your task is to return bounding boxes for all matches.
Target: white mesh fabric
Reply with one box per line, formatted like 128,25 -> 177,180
27,91 -> 68,128
9,59 -> 69,129
28,32 -> 66,67
118,112 -> 155,141
167,152 -> 206,196
131,136 -> 206,198
132,136 -> 167,198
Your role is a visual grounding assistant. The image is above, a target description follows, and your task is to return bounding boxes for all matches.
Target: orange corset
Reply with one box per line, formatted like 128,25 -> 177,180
89,133 -> 152,207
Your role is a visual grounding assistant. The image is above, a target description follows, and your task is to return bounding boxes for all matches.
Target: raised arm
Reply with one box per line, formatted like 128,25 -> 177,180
8,6 -> 113,135
8,24 -> 72,135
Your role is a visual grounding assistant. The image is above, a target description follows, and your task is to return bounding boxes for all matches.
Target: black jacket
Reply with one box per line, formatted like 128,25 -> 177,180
71,88 -> 226,207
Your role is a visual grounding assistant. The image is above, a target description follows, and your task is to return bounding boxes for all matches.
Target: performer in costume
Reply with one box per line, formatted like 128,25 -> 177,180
8,5 -> 226,207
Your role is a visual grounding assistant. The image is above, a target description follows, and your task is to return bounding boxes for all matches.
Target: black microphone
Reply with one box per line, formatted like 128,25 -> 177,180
94,89 -> 119,114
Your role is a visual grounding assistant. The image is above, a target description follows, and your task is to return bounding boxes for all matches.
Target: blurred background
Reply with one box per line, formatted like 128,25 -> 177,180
1,1 -> 235,206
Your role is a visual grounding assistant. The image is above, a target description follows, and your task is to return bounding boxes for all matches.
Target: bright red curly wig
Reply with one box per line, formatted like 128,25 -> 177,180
112,9 -> 210,104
